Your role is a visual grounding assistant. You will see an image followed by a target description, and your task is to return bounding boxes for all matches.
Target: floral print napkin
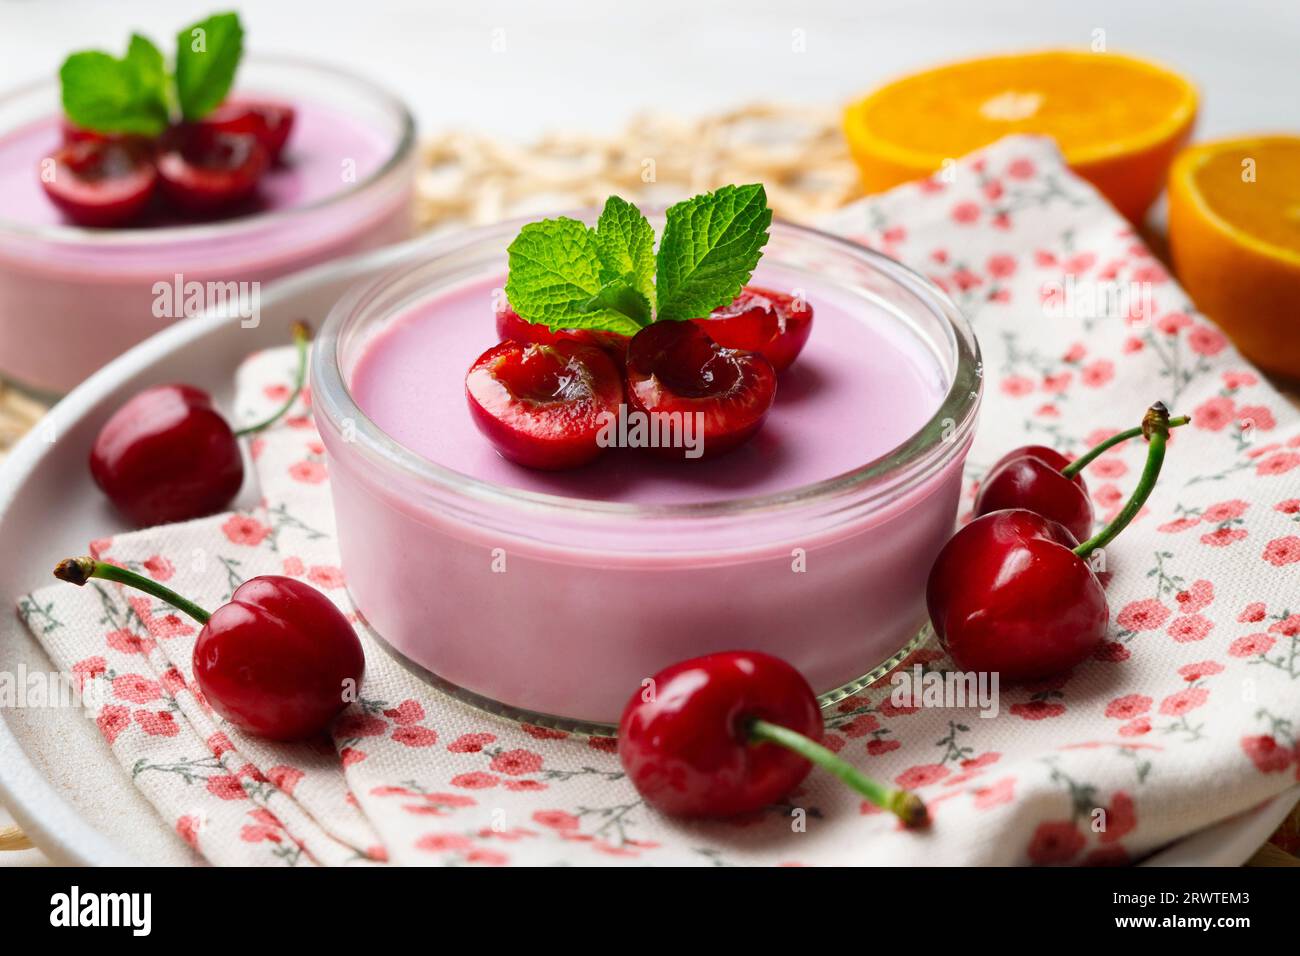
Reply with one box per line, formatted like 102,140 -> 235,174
18,135 -> 1300,865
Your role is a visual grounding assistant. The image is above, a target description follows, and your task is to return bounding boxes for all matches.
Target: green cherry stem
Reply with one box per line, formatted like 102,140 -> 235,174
53,557 -> 211,625
1061,410 -> 1190,478
1073,402 -> 1174,559
233,321 -> 311,438
748,718 -> 929,827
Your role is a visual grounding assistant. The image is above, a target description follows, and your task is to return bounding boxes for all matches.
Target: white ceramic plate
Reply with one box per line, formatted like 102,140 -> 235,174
1,236 -> 1295,865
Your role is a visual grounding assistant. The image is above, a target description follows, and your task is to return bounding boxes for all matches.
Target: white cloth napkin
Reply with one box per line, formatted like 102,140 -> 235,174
18,135 -> 1300,865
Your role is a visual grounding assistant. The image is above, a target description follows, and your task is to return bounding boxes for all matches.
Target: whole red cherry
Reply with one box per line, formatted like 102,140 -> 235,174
90,323 -> 309,527
693,286 -> 813,373
618,650 -> 927,824
624,321 -> 777,460
974,445 -> 1093,544
54,559 -> 364,741
90,384 -> 245,526
465,338 -> 625,469
39,139 -> 158,227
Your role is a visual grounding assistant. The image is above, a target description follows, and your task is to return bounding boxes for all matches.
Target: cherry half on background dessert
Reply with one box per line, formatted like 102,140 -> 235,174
155,123 -> 271,214
90,322 -> 310,526
200,98 -> 296,163
625,320 -> 777,460
929,402 -> 1178,681
618,650 -> 928,824
466,340 -> 625,470
974,410 -> 1190,544
40,139 -> 159,228
54,557 -> 364,741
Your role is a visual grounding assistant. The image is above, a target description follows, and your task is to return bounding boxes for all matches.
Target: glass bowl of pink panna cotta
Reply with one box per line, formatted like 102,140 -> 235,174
0,56 -> 417,394
312,213 -> 982,733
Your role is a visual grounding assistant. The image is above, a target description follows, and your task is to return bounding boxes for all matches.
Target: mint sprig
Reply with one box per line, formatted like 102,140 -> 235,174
504,185 -> 771,334
59,11 -> 244,135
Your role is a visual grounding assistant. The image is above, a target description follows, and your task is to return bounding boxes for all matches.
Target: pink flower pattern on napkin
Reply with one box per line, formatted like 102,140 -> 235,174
16,135 -> 1300,865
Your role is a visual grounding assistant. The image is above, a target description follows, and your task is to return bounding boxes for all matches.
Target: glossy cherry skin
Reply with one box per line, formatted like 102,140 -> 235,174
974,444 -> 1094,544
693,286 -> 813,373
927,509 -> 1109,682
39,139 -> 158,227
625,321 -> 777,460
494,304 -> 629,355
155,125 -> 269,214
200,98 -> 296,163
466,339 -> 625,469
618,651 -> 823,817
193,576 -> 365,741
90,385 -> 244,527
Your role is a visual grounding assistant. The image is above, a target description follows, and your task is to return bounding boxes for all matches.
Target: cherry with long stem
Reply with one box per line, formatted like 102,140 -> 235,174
54,555 -> 365,741
1061,409 -> 1189,479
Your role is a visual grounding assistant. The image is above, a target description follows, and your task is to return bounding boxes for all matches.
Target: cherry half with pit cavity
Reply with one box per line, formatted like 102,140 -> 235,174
90,323 -> 310,527
465,339 -> 625,470
39,139 -> 158,227
694,286 -> 813,373
200,99 -> 296,163
618,650 -> 928,824
974,412 -> 1190,544
625,321 -> 777,460
54,558 -> 364,741
155,125 -> 270,214
929,402 -> 1178,681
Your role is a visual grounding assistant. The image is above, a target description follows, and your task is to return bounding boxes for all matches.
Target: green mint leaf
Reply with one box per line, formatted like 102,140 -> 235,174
59,35 -> 169,136
585,279 -> 652,327
505,217 -> 648,336
654,184 -> 772,323
592,196 -> 656,308
175,11 -> 244,120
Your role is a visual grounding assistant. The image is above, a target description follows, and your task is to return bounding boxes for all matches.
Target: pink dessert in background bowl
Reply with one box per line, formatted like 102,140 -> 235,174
0,56 -> 416,394
312,215 -> 981,731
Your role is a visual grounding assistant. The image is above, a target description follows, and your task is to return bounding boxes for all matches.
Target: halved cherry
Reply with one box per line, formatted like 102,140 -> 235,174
465,340 -> 625,470
625,321 -> 777,459
60,119 -> 113,146
495,303 -> 629,355
39,139 -> 158,227
155,125 -> 270,214
693,286 -> 813,373
200,98 -> 296,163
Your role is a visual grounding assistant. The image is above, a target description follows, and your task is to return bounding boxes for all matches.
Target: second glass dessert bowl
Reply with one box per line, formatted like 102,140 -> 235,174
313,214 -> 981,734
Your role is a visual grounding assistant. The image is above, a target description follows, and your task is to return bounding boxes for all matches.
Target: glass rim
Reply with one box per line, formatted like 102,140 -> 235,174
312,213 -> 983,521
0,53 -> 417,246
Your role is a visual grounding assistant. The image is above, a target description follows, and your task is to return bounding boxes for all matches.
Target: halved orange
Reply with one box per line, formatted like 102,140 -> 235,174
843,50 -> 1198,222
1169,135 -> 1300,380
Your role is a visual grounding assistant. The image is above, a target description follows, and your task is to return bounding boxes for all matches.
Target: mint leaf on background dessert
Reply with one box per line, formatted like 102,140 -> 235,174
505,218 -> 650,335
505,185 -> 771,333
60,34 -> 169,136
175,11 -> 245,120
654,184 -> 772,323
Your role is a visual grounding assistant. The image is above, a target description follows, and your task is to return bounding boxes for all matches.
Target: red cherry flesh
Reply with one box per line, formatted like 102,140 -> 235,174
200,98 -> 296,163
494,304 -> 628,355
693,286 -> 813,373
625,321 -> 776,459
155,125 -> 269,214
974,444 -> 1094,544
39,139 -> 158,227
465,339 -> 625,469
193,576 -> 365,741
617,651 -> 823,817
90,384 -> 244,526
926,509 -> 1109,681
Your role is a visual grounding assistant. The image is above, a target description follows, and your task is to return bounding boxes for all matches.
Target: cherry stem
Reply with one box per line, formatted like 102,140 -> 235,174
1073,402 -> 1173,559
53,557 -> 211,625
1060,411 -> 1190,478
748,718 -> 928,827
233,321 -> 311,438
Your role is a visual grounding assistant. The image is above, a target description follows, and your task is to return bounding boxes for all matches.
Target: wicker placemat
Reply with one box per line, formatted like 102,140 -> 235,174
1,104 -> 1296,864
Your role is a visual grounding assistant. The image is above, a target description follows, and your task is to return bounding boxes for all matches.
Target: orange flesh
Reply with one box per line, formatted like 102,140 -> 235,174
1192,141 -> 1300,254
